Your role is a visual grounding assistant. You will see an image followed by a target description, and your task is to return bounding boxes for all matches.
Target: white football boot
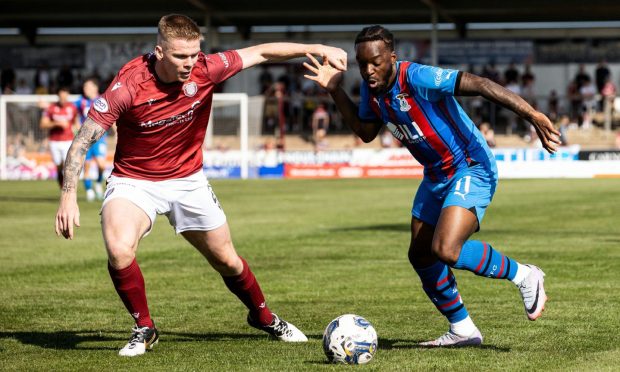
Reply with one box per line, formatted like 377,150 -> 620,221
247,312 -> 308,342
118,324 -> 159,357
517,264 -> 548,320
420,328 -> 483,347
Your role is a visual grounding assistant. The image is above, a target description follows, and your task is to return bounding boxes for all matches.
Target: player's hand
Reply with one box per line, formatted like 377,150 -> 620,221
530,111 -> 561,154
303,53 -> 344,93
317,46 -> 348,71
55,193 -> 81,239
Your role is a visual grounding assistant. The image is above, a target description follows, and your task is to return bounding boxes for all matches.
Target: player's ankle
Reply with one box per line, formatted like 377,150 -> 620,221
450,316 -> 477,337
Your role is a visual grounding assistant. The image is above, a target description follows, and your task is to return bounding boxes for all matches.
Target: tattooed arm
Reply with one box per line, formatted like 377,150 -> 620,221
456,72 -> 561,153
55,118 -> 107,239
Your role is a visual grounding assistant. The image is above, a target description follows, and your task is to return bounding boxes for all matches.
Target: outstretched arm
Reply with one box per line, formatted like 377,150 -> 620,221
303,54 -> 382,143
237,43 -> 347,71
457,72 -> 561,153
55,118 -> 106,239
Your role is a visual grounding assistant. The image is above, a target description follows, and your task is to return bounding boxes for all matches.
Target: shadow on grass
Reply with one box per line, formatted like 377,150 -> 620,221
331,224 -> 409,233
303,340 -> 510,365
380,337 -> 510,351
305,334 -> 510,353
0,330 -> 270,351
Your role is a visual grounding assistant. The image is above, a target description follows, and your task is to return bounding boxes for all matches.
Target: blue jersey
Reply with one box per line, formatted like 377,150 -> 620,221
75,96 -> 107,141
359,61 -> 494,182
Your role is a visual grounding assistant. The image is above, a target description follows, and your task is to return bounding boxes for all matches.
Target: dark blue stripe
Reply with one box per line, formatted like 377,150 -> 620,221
411,94 -> 457,179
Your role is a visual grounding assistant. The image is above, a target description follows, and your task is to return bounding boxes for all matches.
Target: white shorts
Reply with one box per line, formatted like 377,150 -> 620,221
101,170 -> 227,235
49,140 -> 72,165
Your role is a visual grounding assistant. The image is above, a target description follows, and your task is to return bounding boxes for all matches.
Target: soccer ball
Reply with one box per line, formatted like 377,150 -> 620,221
322,314 -> 378,365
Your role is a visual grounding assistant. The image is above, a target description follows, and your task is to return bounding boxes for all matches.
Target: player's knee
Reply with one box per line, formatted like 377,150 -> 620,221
212,254 -> 242,276
408,240 -> 434,268
431,239 -> 461,266
105,240 -> 136,269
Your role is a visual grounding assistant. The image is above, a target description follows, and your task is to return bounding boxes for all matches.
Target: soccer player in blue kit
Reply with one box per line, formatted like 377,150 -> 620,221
75,78 -> 108,201
304,25 -> 560,346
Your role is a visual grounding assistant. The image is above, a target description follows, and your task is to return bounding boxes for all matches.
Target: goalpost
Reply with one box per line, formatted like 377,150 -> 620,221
0,93 -> 257,180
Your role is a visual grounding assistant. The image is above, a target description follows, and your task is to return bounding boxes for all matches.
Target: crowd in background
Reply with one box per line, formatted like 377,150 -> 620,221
1,58 -> 619,153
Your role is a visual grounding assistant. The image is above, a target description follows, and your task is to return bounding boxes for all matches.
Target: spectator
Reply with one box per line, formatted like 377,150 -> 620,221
574,64 -> 590,91
557,115 -> 570,146
504,79 -> 521,135
258,65 -> 273,94
478,122 -> 496,148
521,63 -> 535,87
34,64 -> 51,94
57,65 -> 74,92
14,78 -> 33,95
595,59 -> 611,94
547,89 -> 559,122
311,102 -> 330,150
481,62 -> 501,84
504,62 -> 520,85
1,65 -> 16,94
579,77 -> 597,129
567,80 -> 582,125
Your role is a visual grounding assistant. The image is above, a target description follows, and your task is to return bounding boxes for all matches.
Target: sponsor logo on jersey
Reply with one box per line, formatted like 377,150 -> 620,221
139,101 -> 200,128
93,97 -> 109,113
386,122 -> 425,144
395,93 -> 411,111
434,67 -> 444,86
111,82 -> 122,91
217,52 -> 230,68
183,81 -> 197,97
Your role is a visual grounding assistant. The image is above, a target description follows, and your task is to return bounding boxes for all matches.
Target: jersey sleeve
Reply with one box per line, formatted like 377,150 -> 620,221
407,63 -> 460,101
87,74 -> 133,130
358,83 -> 380,122
205,50 -> 243,84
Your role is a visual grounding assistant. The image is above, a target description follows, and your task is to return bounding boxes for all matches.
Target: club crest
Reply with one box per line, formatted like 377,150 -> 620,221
396,93 -> 411,112
183,81 -> 197,97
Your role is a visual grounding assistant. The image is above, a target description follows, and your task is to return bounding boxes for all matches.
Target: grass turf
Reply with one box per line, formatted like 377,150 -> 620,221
0,178 -> 619,371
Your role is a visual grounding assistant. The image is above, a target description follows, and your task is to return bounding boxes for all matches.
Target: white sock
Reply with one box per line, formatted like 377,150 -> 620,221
450,316 -> 477,336
511,263 -> 532,284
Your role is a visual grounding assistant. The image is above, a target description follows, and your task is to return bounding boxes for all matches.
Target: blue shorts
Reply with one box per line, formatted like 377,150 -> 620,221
412,163 -> 498,228
86,138 -> 107,161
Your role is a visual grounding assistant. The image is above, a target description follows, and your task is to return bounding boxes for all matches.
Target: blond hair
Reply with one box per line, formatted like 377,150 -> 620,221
157,14 -> 203,44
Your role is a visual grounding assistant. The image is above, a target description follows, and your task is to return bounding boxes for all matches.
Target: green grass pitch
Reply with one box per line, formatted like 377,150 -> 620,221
1,178 -> 619,371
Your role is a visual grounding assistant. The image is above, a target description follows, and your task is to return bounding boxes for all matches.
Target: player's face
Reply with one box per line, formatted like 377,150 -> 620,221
57,90 -> 69,104
355,40 -> 396,95
155,37 -> 201,83
83,81 -> 98,99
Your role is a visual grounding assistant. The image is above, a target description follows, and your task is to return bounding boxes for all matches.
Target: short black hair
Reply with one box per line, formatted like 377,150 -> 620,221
355,25 -> 394,51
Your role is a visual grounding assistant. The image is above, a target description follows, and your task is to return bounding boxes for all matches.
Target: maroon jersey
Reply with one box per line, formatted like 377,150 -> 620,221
89,50 -> 242,181
45,102 -> 77,141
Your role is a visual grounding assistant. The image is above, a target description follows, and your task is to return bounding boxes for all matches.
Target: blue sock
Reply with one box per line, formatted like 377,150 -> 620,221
97,169 -> 104,183
84,179 -> 92,190
414,261 -> 469,323
454,240 -> 518,280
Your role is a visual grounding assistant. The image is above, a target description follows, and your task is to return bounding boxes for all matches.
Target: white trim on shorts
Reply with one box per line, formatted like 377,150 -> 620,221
49,140 -> 73,165
101,170 -> 227,236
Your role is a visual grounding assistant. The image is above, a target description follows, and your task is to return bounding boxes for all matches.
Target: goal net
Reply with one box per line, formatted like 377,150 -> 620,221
0,93 -> 260,180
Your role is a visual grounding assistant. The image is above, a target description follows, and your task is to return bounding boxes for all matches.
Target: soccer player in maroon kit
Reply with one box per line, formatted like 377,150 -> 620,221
40,86 -> 78,188
54,14 -> 347,357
